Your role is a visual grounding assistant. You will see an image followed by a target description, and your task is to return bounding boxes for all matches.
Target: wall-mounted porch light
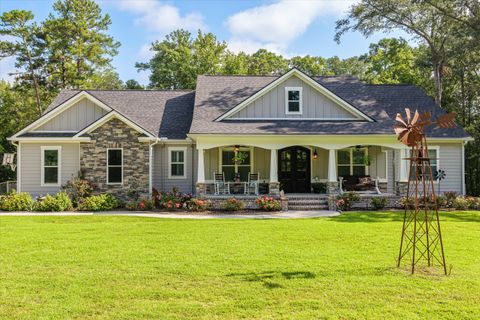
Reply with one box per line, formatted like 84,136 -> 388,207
313,149 -> 318,160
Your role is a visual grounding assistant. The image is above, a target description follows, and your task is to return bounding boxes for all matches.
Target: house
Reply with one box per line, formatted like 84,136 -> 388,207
8,68 -> 473,204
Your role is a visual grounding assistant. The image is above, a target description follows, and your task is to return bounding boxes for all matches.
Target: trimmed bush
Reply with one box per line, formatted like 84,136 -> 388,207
370,197 -> 388,210
222,198 -> 245,211
126,197 -> 155,211
255,196 -> 282,211
452,196 -> 469,210
311,182 -> 327,194
62,177 -> 95,207
185,198 -> 211,212
79,194 -> 118,211
153,187 -> 192,210
336,192 -> 360,211
35,192 -> 72,212
0,191 -> 35,211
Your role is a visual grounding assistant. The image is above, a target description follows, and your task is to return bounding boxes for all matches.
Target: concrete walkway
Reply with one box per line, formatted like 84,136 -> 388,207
0,210 -> 339,219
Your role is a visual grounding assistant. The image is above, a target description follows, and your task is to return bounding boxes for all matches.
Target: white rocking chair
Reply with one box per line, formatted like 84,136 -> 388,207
213,172 -> 228,195
247,172 -> 260,195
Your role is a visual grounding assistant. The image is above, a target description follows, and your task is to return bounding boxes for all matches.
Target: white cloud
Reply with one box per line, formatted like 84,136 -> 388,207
114,0 -> 205,35
226,0 -> 356,54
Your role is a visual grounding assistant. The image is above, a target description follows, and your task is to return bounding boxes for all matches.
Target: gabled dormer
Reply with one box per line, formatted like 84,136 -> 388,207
216,68 -> 373,122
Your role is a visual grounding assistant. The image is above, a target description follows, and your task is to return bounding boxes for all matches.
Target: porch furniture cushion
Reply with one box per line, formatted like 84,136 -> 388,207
341,175 -> 375,192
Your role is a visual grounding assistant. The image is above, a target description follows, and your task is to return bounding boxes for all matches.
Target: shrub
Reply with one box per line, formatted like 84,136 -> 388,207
443,191 -> 458,208
62,177 -> 95,207
452,196 -> 469,210
311,182 -> 327,194
397,196 -> 414,208
154,187 -> 192,210
126,197 -> 155,211
370,197 -> 388,210
35,192 -> 72,212
79,194 -> 118,211
465,196 -> 480,210
255,196 -> 282,211
436,195 -> 448,208
222,198 -> 245,211
0,191 -> 35,211
184,198 -> 211,212
336,192 -> 360,211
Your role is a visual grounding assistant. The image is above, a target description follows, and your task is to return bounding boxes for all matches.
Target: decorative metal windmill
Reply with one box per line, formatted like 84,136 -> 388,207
394,108 -> 456,274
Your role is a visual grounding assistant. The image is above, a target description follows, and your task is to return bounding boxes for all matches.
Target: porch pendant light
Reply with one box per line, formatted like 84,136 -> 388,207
313,149 -> 318,160
234,145 -> 240,152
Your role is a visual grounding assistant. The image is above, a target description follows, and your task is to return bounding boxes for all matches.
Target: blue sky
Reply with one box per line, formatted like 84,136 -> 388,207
1,0 -> 410,85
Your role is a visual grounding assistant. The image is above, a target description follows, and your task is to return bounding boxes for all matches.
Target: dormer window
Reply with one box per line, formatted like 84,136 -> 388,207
285,87 -> 302,114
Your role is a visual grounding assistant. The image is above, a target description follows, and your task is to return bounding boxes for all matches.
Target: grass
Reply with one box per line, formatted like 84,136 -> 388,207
0,211 -> 479,319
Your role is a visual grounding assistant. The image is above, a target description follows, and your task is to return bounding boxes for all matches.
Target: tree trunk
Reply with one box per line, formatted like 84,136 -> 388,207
432,58 -> 443,107
23,38 -> 42,115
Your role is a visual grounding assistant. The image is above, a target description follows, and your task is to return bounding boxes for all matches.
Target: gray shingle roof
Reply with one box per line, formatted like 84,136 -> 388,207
190,75 -> 470,138
41,74 -> 470,140
45,90 -> 195,139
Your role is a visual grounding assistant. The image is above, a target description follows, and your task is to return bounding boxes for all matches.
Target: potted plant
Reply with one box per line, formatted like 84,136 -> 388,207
362,154 -> 373,166
232,151 -> 248,165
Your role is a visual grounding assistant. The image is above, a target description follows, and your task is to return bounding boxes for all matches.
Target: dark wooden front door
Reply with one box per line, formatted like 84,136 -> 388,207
278,146 -> 311,193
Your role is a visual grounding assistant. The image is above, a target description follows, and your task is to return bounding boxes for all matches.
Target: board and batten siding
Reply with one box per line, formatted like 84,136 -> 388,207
229,75 -> 357,119
34,99 -> 108,132
152,144 -> 196,194
19,142 -> 80,196
391,143 -> 463,194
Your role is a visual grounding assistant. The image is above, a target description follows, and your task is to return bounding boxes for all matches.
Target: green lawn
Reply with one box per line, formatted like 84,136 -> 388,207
1,211 -> 479,319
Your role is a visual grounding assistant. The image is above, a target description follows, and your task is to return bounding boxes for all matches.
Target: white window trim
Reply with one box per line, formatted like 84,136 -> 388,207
219,147 -> 254,180
41,146 -> 61,187
401,146 -> 440,182
107,148 -> 123,185
285,87 -> 303,115
168,147 -> 187,179
336,147 -> 369,176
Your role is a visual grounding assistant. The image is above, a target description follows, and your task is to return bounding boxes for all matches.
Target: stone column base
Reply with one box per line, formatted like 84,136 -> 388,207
395,181 -> 408,196
328,196 -> 338,211
196,183 -> 206,196
326,181 -> 340,195
269,182 -> 280,196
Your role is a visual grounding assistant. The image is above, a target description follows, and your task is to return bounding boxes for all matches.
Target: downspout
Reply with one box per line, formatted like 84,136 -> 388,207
149,138 -> 160,195
11,141 -> 19,192
187,138 -> 195,194
462,141 -> 466,195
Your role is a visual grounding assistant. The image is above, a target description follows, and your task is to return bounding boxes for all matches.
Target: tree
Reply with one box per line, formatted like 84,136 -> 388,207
247,49 -> 289,75
222,51 -> 249,75
43,0 -> 120,88
0,10 -> 45,114
335,0 -> 456,106
362,38 -> 425,85
124,79 -> 144,90
289,55 -> 329,76
137,30 -> 227,89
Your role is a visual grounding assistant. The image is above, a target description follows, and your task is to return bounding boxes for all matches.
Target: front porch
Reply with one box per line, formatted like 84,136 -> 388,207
194,135 -> 403,197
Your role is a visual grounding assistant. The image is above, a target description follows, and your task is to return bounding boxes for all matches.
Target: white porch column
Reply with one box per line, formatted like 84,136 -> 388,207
197,147 -> 205,183
328,148 -> 337,182
269,149 -> 278,182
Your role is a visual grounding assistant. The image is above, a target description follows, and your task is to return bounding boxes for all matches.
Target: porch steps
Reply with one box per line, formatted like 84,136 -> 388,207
287,195 -> 329,211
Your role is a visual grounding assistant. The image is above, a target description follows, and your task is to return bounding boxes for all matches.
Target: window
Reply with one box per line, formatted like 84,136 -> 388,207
337,148 -> 367,176
41,146 -> 61,186
169,147 -> 186,179
221,147 -> 251,181
409,148 -> 439,181
107,149 -> 122,184
285,87 -> 302,114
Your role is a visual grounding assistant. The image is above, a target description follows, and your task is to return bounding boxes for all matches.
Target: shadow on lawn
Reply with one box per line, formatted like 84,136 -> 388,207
226,271 -> 315,289
332,210 -> 480,223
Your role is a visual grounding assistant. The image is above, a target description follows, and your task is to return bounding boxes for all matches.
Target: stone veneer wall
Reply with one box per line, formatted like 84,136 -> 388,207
80,118 -> 150,200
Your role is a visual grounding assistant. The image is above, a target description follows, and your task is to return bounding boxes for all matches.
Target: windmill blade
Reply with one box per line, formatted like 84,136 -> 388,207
435,112 -> 457,128
394,124 -> 408,136
411,110 -> 420,126
419,111 -> 433,127
395,113 -> 407,127
405,108 -> 412,123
